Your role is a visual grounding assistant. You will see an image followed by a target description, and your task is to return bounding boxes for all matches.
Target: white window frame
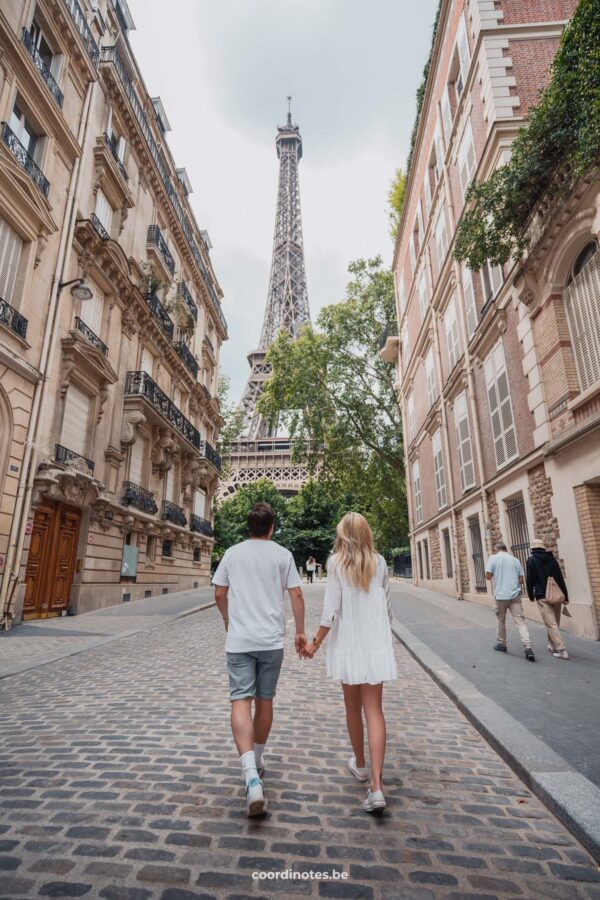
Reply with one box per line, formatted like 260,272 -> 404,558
402,326 -> 410,371
481,260 -> 503,303
458,121 -> 477,198
0,217 -> 24,306
441,86 -> 453,145
435,208 -> 448,269
423,169 -> 432,217
425,347 -> 437,407
407,391 -> 416,441
462,266 -> 478,338
564,248 -> 600,391
94,188 -> 113,235
444,296 -> 461,370
413,461 -> 423,525
432,429 -> 448,509
397,272 -> 406,316
456,15 -> 470,95
454,391 -> 475,491
418,269 -> 428,321
484,341 -> 518,469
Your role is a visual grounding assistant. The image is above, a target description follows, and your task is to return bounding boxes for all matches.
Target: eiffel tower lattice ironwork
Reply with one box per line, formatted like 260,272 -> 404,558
222,102 -> 312,497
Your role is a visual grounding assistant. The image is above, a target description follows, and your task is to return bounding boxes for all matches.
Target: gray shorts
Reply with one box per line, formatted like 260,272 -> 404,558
226,649 -> 284,701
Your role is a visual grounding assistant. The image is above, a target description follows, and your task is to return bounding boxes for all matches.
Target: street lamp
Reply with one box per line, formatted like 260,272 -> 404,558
58,278 -> 93,302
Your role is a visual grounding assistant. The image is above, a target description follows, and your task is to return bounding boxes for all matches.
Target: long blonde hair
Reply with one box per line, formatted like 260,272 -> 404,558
331,512 -> 377,592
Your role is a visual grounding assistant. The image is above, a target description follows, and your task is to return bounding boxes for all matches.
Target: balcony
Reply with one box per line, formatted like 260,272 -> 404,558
163,500 -> 187,527
75,317 -> 108,356
62,0 -> 99,68
102,132 -> 128,181
176,281 -> 197,321
55,443 -> 94,475
22,29 -> 64,108
99,45 -> 228,336
144,291 -> 174,340
90,213 -> 110,241
122,481 -> 158,515
379,326 -> 399,364
174,341 -> 198,380
147,225 -> 175,278
201,441 -> 221,472
190,514 -> 214,537
0,297 -> 28,340
1,123 -> 49,197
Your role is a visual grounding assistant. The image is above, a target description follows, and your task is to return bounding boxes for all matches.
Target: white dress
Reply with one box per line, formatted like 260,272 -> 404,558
321,554 -> 398,685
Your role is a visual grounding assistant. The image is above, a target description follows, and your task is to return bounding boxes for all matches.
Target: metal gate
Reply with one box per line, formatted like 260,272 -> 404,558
506,496 -> 530,592
468,515 -> 487,592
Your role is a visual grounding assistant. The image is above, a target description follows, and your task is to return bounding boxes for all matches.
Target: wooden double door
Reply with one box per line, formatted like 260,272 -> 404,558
23,500 -> 81,619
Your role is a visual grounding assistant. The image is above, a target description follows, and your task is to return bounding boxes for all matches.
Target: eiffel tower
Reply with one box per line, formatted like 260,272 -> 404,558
221,101 -> 312,497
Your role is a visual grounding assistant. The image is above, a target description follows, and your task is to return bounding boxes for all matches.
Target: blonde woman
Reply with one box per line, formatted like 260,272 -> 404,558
304,512 -> 397,812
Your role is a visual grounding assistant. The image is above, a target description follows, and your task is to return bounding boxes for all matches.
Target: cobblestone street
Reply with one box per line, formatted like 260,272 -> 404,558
1,585 -> 599,900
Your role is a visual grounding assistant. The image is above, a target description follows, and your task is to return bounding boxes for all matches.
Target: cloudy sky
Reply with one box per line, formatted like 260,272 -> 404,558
127,0 -> 438,400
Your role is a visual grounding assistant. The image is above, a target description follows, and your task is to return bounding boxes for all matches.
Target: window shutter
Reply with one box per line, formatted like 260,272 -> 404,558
444,296 -> 461,369
94,189 -> 113,234
0,217 -> 24,305
402,327 -> 410,370
565,249 -> 600,391
418,270 -> 428,320
435,209 -> 448,268
407,392 -> 415,440
194,489 -> 206,517
80,284 -> 104,336
484,342 -> 518,468
441,87 -> 452,144
117,136 -> 126,162
462,267 -> 478,337
129,437 -> 146,486
61,385 -> 91,455
413,461 -> 423,524
409,234 -> 416,270
423,171 -> 431,216
458,123 -> 476,197
434,122 -> 444,182
165,466 -> 176,502
432,430 -> 447,509
141,347 -> 154,375
457,16 -> 470,84
425,348 -> 437,406
454,392 -> 475,490
397,273 -> 405,314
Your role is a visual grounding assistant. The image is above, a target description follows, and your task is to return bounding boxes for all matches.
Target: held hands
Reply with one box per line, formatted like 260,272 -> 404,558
303,641 -> 319,659
295,632 -> 308,656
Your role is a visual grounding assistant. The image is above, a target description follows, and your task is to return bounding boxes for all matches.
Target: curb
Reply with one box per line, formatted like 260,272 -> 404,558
0,600 -> 215,681
391,617 -> 600,863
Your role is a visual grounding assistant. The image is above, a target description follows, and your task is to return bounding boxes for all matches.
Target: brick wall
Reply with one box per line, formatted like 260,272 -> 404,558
508,38 -> 560,117
429,526 -> 443,579
456,513 -> 470,593
573,484 -> 600,628
497,0 -> 577,26
487,490 -> 502,546
527,463 -> 560,555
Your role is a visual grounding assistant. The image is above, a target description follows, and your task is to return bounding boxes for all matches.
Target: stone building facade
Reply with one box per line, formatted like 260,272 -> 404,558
0,0 -> 226,625
382,0 -> 600,639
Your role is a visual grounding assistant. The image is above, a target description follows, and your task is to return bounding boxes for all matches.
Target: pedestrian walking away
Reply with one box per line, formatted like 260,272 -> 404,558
305,555 -> 316,583
526,538 -> 571,660
212,502 -> 306,817
485,541 -> 535,661
304,512 -> 397,813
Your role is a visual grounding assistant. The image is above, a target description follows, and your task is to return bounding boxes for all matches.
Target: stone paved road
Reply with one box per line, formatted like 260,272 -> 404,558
1,584 -> 599,900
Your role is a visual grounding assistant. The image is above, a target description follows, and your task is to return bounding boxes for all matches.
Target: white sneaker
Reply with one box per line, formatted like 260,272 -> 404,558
547,643 -> 553,653
348,755 -> 369,782
552,649 -> 569,660
363,788 -> 386,812
246,777 -> 267,817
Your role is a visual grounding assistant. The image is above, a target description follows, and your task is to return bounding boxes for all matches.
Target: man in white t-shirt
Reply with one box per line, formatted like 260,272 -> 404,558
212,502 -> 306,816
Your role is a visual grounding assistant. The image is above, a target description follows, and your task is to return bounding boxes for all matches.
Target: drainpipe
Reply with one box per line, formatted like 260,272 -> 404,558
0,80 -> 97,629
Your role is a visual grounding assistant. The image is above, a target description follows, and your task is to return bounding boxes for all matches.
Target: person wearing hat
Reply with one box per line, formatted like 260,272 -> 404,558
526,539 -> 570,660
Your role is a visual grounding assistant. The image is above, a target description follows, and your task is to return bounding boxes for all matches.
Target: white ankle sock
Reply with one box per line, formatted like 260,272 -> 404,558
240,750 -> 258,785
253,742 -> 266,767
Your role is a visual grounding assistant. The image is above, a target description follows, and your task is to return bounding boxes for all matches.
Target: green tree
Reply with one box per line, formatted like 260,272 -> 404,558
387,168 -> 407,240
286,480 -> 343,567
213,478 -> 289,557
216,375 -> 244,477
258,257 -> 407,558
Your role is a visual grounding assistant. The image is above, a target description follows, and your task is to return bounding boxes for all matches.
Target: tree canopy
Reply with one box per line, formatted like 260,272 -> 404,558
387,168 -> 407,240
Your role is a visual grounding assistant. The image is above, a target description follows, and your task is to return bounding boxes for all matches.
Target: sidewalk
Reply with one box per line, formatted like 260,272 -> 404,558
0,586 -> 214,679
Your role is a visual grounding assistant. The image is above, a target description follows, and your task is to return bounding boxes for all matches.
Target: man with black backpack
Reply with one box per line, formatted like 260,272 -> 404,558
526,539 -> 570,660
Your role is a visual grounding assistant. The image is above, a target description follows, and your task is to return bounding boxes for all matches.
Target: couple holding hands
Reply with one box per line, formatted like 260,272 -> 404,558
213,503 -> 397,817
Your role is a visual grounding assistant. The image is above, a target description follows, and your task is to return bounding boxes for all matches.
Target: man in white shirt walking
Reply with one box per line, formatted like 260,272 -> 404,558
485,542 -> 535,662
212,502 -> 306,816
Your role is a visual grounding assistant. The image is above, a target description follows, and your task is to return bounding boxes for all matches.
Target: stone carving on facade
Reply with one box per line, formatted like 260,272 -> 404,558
31,462 -> 104,509
120,410 -> 146,447
151,427 -> 178,473
121,305 -> 137,338
97,384 -> 110,424
34,234 -> 47,269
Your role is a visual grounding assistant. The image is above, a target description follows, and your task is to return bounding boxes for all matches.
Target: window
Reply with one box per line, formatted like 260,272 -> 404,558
454,392 -> 475,490
462,266 -> 478,338
564,243 -> 600,392
468,515 -> 487,592
193,547 -> 201,563
94,189 -> 113,236
506,496 -> 531,587
107,124 -> 126,163
0,217 -> 24,306
435,208 -> 448,269
407,391 -> 416,441
418,269 -> 428,320
432,430 -> 447,509
443,528 -> 453,578
434,122 -> 444,182
146,535 -> 156,561
79,284 -> 104,336
61,384 -> 91,456
161,539 -> 172,558
401,325 -> 410,369
194,489 -> 206,518
409,233 -> 416,271
458,123 -> 476,198
417,541 -> 424,579
441,87 -> 452,144
9,99 -> 40,160
451,16 -> 470,100
484,342 -> 518,468
481,261 -> 503,303
141,346 -> 154,375
397,272 -> 406,316
129,437 -> 147,486
413,461 -> 423,525
444,296 -> 461,370
423,169 -> 432,217
425,347 -> 437,406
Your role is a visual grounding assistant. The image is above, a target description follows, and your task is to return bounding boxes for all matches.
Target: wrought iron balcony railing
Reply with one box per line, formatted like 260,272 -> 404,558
144,291 -> 174,340
174,341 -> 198,380
102,132 -> 129,181
74,317 -> 108,355
125,371 -> 199,449
176,281 -> 197,321
122,481 -> 158,515
100,45 -> 227,335
201,441 -> 221,472
55,443 -> 94,475
22,29 -> 64,108
62,0 -> 99,68
147,225 -> 175,277
163,500 -> 187,527
0,297 -> 28,340
1,123 -> 49,197
90,213 -> 110,241
190,514 -> 214,537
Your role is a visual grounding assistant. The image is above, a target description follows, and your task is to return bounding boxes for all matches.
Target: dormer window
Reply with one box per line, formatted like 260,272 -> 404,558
151,98 -> 171,135
177,168 -> 192,196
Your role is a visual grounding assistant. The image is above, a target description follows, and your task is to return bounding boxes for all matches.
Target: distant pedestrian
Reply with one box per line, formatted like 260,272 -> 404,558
485,542 -> 535,662
304,512 -> 397,813
212,503 -> 306,817
305,556 -> 316,584
526,539 -> 570,660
